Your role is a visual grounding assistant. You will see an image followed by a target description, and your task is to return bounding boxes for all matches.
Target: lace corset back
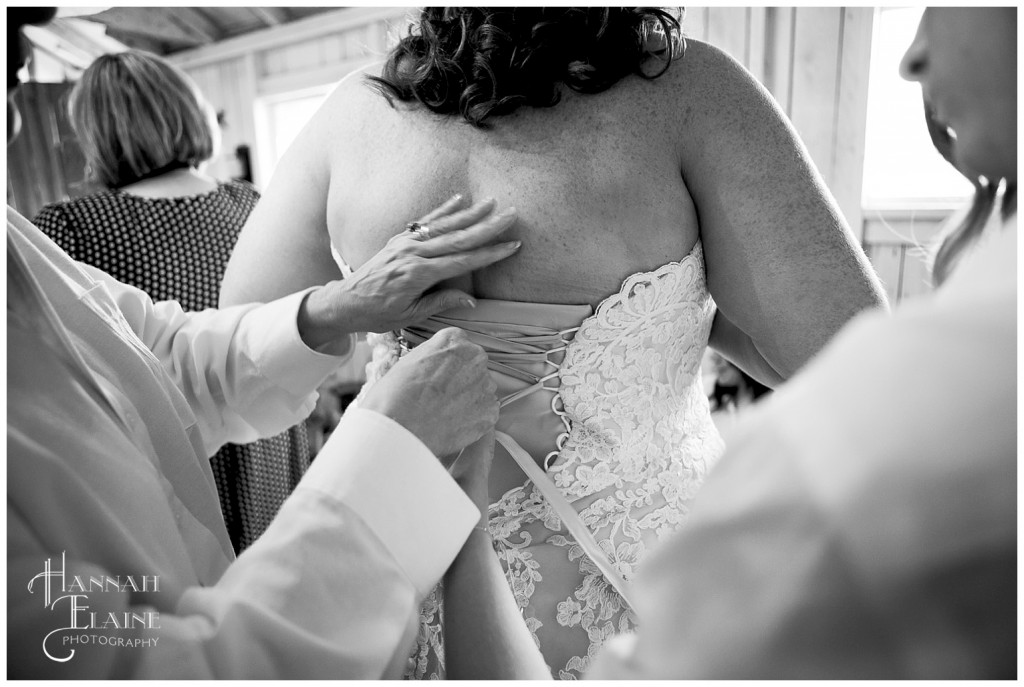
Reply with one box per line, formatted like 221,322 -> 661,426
347,241 -> 724,679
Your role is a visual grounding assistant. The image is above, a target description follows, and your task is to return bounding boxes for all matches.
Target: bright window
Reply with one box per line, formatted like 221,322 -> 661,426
862,7 -> 972,209
253,85 -> 332,187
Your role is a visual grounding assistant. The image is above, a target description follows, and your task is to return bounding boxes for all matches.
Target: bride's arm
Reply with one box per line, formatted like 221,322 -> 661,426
675,41 -> 889,385
221,65 -> 388,307
219,75 -> 343,307
443,531 -> 551,679
442,438 -> 551,680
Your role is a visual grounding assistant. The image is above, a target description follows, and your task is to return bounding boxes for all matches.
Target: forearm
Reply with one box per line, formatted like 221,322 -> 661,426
708,310 -> 786,387
85,260 -> 350,451
296,286 -> 357,355
443,530 -> 550,680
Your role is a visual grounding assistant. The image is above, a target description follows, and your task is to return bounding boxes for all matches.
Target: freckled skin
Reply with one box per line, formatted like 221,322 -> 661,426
230,37 -> 887,386
324,57 -> 699,308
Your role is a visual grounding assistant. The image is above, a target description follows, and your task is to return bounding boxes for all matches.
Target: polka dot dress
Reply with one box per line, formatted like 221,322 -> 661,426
34,180 -> 311,553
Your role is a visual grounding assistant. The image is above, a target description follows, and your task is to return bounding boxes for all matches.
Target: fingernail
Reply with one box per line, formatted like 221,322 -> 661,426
508,240 -> 522,250
461,298 -> 477,308
501,206 -> 518,218
450,193 -> 462,202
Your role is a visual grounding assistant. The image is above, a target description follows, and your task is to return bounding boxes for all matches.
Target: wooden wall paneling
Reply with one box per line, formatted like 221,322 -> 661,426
745,7 -> 768,84
258,63 -> 360,98
684,7 -> 709,42
861,209 -> 952,301
831,8 -> 874,240
57,92 -> 102,200
320,31 -> 344,67
282,41 -> 317,75
706,7 -> 751,67
342,25 -> 369,61
167,8 -> 403,71
7,173 -> 19,216
188,61 -> 229,181
235,53 -> 261,184
259,43 -> 286,79
788,8 -> 843,188
898,243 -> 934,300
864,210 -> 950,247
7,89 -> 49,215
7,83 -> 80,218
355,24 -> 377,61
864,243 -> 904,304
764,7 -> 795,113
185,57 -> 257,184
370,17 -> 396,53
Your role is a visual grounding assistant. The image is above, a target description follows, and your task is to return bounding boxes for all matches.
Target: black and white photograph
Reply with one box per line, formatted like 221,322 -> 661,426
6,5 -> 1016,679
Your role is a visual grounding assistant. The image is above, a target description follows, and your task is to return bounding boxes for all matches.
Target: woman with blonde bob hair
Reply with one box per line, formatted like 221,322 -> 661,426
69,49 -> 218,188
34,49 -> 308,555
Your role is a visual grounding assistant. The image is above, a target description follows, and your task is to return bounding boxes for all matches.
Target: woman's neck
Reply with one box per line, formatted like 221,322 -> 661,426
118,167 -> 219,199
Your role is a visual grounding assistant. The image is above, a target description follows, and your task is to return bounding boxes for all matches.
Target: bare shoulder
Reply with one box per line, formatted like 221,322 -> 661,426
309,61 -> 388,133
600,38 -> 789,172
270,61 -> 393,185
659,40 -> 806,181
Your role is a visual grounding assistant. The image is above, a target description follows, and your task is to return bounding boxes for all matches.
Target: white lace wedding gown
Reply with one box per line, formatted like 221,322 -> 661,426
342,240 -> 724,679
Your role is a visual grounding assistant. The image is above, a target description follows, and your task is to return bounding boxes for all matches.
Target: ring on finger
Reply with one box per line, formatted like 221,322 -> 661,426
405,221 -> 432,241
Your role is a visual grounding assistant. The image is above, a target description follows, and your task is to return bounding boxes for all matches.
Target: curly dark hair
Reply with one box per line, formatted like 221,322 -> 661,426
367,7 -> 684,127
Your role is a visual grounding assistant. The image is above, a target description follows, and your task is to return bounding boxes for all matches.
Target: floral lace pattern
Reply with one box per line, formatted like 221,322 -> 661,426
360,243 -> 723,679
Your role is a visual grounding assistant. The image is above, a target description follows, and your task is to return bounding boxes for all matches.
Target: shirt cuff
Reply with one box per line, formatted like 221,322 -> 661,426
297,407 -> 480,596
242,287 -> 356,397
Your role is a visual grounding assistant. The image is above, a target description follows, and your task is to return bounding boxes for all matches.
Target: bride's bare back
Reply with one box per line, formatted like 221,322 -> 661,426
223,39 -> 885,384
324,62 -> 699,307
220,18 -> 888,679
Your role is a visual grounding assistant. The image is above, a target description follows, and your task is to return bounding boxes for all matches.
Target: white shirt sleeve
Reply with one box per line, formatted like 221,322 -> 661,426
588,224 -> 1016,679
8,405 -> 479,679
78,261 -> 354,453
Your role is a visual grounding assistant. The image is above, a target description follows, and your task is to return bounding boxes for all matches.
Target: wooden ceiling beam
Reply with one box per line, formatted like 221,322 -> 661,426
86,8 -> 205,48
249,7 -> 290,28
45,18 -> 124,61
166,8 -> 224,44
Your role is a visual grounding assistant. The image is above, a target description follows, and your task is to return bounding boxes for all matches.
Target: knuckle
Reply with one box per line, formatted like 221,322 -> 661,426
436,327 -> 463,345
444,327 -> 466,342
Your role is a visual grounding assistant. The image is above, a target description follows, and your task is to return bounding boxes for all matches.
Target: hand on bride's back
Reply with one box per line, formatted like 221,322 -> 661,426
298,196 -> 520,352
360,328 -> 499,461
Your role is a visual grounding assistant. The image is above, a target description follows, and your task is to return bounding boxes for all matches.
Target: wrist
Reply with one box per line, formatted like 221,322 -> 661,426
297,287 -> 356,355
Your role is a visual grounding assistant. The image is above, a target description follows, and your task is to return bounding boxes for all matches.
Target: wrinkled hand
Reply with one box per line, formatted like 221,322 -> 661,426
298,196 -> 519,351
360,328 -> 499,460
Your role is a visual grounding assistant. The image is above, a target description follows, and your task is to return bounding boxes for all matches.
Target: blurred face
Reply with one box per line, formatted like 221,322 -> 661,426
900,7 -> 1017,182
